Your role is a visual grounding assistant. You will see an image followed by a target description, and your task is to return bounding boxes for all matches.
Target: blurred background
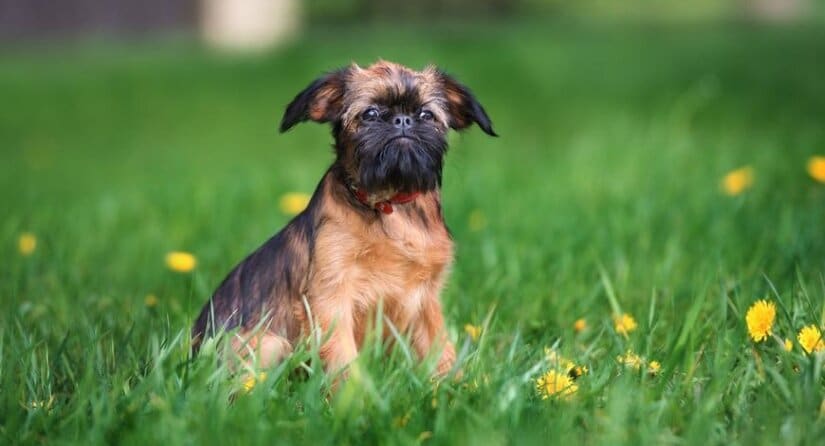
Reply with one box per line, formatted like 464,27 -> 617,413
0,0 -> 825,43
2,0 -> 824,45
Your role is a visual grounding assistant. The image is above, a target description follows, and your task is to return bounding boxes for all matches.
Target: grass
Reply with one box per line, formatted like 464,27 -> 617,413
3,21 -> 825,445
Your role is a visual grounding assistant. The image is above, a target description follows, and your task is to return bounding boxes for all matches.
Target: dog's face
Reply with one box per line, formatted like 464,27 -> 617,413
280,61 -> 496,194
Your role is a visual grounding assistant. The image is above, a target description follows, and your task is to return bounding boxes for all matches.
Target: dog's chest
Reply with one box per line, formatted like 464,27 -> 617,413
363,212 -> 452,274
310,207 -> 453,310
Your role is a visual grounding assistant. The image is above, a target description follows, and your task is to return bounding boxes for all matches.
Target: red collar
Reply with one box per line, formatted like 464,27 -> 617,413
351,186 -> 420,214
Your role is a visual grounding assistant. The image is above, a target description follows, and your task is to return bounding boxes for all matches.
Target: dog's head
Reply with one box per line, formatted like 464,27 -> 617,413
280,61 -> 496,195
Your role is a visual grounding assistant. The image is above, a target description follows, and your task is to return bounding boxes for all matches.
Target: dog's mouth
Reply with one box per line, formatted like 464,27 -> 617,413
385,135 -> 416,145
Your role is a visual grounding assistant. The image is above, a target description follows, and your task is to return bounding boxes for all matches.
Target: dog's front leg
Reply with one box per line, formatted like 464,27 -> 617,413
314,297 -> 358,376
411,293 -> 456,377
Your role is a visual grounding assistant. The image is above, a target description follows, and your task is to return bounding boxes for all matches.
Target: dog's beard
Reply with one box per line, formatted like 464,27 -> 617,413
353,131 -> 446,194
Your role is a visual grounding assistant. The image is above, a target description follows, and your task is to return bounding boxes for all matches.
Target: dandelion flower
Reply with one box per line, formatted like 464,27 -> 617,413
165,251 -> 197,273
468,209 -> 487,232
784,338 -> 793,352
797,325 -> 824,354
613,313 -> 638,336
242,372 -> 267,392
745,299 -> 775,342
464,324 -> 481,342
144,294 -> 158,308
648,360 -> 661,375
573,318 -> 587,333
807,156 -> 825,183
279,192 -> 310,215
18,232 -> 37,256
721,166 -> 754,196
535,370 -> 577,400
617,350 -> 643,370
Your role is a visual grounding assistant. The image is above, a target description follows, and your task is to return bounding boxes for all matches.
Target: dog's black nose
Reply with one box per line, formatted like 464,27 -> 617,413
392,114 -> 413,130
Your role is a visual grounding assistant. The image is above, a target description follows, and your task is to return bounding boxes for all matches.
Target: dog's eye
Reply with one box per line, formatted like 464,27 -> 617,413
418,110 -> 434,121
361,108 -> 380,121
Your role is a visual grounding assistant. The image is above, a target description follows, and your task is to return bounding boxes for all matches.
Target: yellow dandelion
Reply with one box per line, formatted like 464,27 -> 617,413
468,209 -> 487,232
165,251 -> 197,273
617,350 -> 643,370
18,232 -> 37,256
464,324 -> 482,342
745,299 -> 775,342
784,338 -> 793,352
573,318 -> 587,333
144,294 -> 159,308
807,156 -> 825,183
613,313 -> 638,336
648,360 -> 661,375
242,372 -> 267,392
797,325 -> 824,354
279,192 -> 310,215
721,166 -> 754,196
535,370 -> 578,400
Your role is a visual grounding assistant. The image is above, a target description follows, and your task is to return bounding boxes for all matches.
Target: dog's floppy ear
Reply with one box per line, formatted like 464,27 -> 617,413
280,67 -> 350,133
439,71 -> 497,137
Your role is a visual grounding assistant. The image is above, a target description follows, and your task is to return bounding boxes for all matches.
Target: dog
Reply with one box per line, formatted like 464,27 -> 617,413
192,60 -> 496,378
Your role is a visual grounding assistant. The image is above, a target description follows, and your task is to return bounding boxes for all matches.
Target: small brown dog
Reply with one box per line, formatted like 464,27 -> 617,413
192,61 -> 495,377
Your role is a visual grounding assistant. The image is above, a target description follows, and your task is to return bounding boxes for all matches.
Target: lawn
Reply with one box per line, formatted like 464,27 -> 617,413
2,22 -> 825,445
